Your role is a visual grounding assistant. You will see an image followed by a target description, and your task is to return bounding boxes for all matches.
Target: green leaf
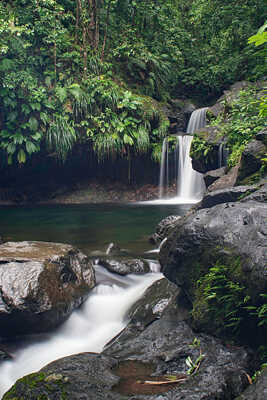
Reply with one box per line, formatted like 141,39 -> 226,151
8,111 -> 18,122
123,134 -> 134,145
8,155 -> 13,165
55,86 -> 67,103
17,149 -> 26,163
31,132 -> 42,141
13,133 -> 25,145
21,104 -> 31,115
28,117 -> 38,132
7,142 -> 16,154
30,103 -> 41,111
26,140 -> 38,154
0,58 -> 14,71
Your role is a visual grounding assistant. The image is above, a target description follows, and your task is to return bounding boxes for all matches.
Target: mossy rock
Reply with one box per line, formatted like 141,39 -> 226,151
3,372 -> 69,400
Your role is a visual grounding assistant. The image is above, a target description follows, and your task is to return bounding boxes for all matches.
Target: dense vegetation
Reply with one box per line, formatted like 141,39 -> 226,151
0,0 -> 265,171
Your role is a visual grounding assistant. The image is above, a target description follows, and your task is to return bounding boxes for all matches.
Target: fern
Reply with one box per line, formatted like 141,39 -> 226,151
46,115 -> 76,162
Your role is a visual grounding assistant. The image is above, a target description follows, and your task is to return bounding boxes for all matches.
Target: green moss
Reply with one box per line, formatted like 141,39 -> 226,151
3,372 -> 69,400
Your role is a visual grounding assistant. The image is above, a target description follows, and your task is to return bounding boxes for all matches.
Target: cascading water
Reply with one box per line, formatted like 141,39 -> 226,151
0,264 -> 162,397
158,137 -> 168,198
158,107 -> 207,203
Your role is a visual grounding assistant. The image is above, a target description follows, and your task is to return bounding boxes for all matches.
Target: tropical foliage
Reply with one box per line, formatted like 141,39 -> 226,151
0,0 -> 265,167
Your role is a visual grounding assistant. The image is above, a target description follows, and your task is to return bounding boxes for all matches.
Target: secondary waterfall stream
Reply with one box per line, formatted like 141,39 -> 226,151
158,108 -> 207,203
0,264 -> 162,397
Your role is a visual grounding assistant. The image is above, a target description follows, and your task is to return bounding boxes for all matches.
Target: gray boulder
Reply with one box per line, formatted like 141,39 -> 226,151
0,241 -> 95,337
160,200 -> 267,296
149,215 -> 181,246
256,129 -> 267,145
99,258 -> 150,275
191,126 -> 222,173
204,166 -> 227,187
237,139 -> 266,183
207,163 -> 240,191
198,185 -> 258,209
240,183 -> 267,203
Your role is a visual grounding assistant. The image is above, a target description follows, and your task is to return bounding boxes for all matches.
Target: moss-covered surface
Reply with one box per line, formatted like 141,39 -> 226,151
3,372 -> 70,400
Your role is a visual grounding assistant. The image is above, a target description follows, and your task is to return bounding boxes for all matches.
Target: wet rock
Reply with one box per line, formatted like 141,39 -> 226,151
237,140 -> 266,183
240,183 -> 267,203
2,353 -> 122,400
204,166 -> 227,187
149,215 -> 181,246
191,126 -> 222,173
165,99 -> 196,132
105,278 -> 185,352
0,348 -> 12,361
235,368 -> 267,400
207,163 -> 240,191
0,241 -> 95,337
198,185 -> 258,209
99,258 -> 150,275
160,201 -> 267,298
105,242 -> 121,255
256,128 -> 267,145
4,278 -> 251,400
104,276 -> 250,400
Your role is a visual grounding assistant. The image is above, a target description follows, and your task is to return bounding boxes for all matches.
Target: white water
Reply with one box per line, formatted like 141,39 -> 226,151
0,265 -> 162,397
176,135 -> 205,202
159,138 -> 168,198
146,237 -> 167,254
157,108 -> 207,204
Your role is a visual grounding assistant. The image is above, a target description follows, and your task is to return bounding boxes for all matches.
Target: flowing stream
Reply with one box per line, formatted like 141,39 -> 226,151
0,203 -> 190,397
0,265 -> 162,397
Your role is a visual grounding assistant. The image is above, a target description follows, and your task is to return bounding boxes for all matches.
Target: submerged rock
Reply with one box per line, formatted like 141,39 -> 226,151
99,258 -> 150,275
0,241 -> 95,337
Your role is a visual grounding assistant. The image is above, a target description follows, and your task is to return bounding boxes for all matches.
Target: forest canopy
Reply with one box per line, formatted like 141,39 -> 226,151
0,0 -> 266,166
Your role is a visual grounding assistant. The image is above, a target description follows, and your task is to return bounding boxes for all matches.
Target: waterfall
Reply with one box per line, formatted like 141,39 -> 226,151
158,108 -> 207,203
158,138 -> 168,198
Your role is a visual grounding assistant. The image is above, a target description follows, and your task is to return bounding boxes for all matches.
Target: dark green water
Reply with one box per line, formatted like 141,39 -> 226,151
0,203 -> 191,256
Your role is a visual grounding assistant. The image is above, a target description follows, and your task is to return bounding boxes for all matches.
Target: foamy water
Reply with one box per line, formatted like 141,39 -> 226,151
0,264 -> 162,397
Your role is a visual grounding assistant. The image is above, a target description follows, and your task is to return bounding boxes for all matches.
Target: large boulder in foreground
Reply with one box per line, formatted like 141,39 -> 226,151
159,200 -> 267,340
0,241 -> 95,337
160,200 -> 267,296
